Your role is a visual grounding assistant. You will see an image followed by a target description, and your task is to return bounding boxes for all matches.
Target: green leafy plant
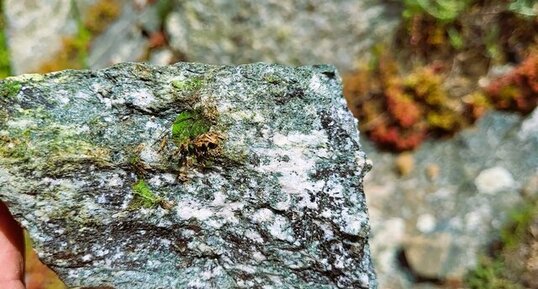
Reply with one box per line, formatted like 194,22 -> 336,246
465,198 -> 537,289
500,198 -> 538,249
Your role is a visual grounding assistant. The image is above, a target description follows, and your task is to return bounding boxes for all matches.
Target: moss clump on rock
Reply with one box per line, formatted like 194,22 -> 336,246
171,109 -> 212,146
130,179 -> 160,209
0,79 -> 21,98
171,78 -> 204,92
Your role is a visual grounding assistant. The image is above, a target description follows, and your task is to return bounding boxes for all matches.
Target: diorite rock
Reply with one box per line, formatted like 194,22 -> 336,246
0,63 -> 375,288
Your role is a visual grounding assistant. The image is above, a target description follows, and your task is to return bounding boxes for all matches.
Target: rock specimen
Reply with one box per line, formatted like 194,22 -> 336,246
0,63 -> 375,288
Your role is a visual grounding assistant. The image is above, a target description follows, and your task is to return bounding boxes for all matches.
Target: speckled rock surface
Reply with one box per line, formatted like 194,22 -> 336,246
0,63 -> 375,288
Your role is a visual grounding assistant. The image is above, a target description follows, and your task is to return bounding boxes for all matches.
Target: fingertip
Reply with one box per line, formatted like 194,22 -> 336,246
0,201 -> 25,283
0,279 -> 26,289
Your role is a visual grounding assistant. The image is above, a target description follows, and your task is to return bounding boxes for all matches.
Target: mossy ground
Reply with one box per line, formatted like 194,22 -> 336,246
465,197 -> 538,289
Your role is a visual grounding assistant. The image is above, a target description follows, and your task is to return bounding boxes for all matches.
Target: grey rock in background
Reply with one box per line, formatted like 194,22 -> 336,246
4,0 -> 400,74
87,1 -> 160,69
365,109 -> 538,288
3,0 -> 154,74
4,0 -> 79,74
0,63 -> 376,288
165,0 -> 399,70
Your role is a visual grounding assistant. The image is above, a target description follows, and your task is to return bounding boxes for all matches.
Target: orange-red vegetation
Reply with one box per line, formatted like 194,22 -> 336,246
485,54 -> 538,114
344,51 -> 464,151
148,31 -> 167,49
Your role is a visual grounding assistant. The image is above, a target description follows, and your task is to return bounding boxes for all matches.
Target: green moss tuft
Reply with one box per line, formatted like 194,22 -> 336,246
171,78 -> 203,91
403,0 -> 472,23
171,110 -> 211,146
131,179 -> 160,209
0,80 -> 21,98
263,74 -> 282,84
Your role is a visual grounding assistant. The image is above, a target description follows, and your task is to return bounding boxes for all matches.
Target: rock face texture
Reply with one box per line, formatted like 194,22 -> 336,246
0,63 -> 375,288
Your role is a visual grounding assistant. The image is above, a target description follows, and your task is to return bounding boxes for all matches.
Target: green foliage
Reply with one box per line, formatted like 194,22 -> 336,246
171,110 -> 211,145
0,79 -> 21,98
403,0 -> 472,22
484,26 -> 502,64
72,22 -> 92,69
131,179 -> 160,209
500,199 -> 538,249
447,26 -> 463,50
0,0 -> 11,78
155,0 -> 175,22
465,257 -> 522,289
508,0 -> 537,17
